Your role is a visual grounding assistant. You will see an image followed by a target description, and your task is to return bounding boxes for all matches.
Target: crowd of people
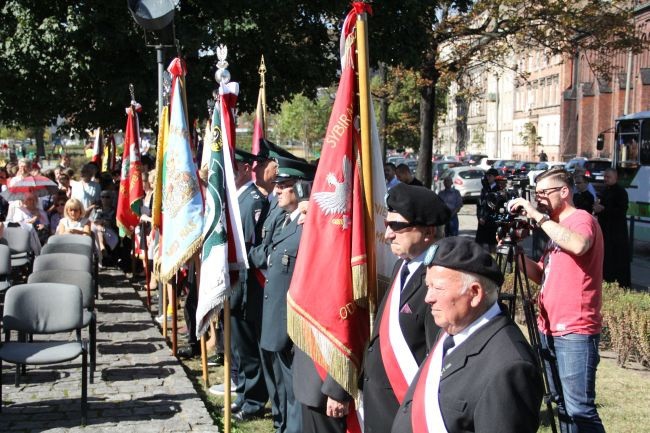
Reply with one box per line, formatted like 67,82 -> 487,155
0,153 -> 142,270
3,146 -> 623,433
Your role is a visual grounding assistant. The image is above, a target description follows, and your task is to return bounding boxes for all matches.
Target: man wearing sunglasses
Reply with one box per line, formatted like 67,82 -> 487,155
361,183 -> 450,433
507,168 -> 606,433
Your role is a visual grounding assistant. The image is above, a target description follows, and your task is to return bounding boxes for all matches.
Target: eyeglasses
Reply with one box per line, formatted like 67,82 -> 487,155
535,186 -> 564,197
101,195 -> 111,199
384,220 -> 417,231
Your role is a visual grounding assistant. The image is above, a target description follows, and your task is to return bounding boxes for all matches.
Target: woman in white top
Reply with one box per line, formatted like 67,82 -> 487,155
56,198 -> 91,236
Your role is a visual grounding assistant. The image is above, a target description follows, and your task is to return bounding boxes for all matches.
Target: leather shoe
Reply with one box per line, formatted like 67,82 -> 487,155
177,345 -> 200,359
230,403 -> 242,414
207,354 -> 224,366
232,409 -> 264,422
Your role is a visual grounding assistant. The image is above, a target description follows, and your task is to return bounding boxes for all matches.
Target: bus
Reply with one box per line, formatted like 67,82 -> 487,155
606,111 -> 650,242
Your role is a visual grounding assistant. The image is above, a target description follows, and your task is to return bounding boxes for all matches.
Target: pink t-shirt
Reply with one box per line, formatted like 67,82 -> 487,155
537,209 -> 604,336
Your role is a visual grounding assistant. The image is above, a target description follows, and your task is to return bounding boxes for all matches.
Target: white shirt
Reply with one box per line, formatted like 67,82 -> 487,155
445,301 -> 501,357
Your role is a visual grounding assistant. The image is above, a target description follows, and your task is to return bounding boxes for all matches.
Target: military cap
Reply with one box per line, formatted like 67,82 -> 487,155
258,138 -> 308,163
386,183 -> 451,226
234,148 -> 265,164
273,156 -> 316,182
423,237 -> 504,286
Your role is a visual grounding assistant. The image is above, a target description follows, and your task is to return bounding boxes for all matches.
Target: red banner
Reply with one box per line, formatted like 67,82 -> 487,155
287,5 -> 368,413
116,104 -> 144,237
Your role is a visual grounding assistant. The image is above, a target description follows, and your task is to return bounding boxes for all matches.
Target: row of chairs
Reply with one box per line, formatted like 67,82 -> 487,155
0,233 -> 97,426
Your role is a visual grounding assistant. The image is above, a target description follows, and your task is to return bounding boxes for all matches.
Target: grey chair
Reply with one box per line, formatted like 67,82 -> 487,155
33,252 -> 92,274
0,283 -> 88,425
42,235 -> 99,297
2,226 -> 33,277
0,244 -> 11,294
28,270 -> 96,376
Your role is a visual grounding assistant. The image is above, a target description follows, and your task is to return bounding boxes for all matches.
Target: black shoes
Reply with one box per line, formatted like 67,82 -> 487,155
177,345 -> 200,359
233,409 -> 265,422
207,353 -> 224,366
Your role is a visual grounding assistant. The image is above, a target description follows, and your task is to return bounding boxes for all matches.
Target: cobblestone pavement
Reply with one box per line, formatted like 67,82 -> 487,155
0,269 -> 216,432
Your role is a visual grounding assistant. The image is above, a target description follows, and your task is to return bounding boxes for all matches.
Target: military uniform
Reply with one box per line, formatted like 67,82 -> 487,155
230,180 -> 270,415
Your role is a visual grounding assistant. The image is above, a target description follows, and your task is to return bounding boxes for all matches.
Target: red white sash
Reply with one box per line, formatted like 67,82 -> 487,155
411,334 -> 449,433
379,265 -> 419,403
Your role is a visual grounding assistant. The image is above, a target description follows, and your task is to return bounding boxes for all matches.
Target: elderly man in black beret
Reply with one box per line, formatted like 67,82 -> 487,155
361,183 -> 450,433
391,237 -> 543,433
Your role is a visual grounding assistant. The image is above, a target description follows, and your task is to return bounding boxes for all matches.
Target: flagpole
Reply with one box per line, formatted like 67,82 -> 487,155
194,253 -> 209,386
259,56 -> 267,134
356,10 -> 378,317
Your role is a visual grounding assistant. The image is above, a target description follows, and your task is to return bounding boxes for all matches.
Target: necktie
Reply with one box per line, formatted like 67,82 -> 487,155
400,261 -> 411,291
281,213 -> 291,230
442,335 -> 455,360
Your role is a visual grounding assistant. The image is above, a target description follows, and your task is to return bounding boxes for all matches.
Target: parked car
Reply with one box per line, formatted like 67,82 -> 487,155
435,166 -> 485,200
405,158 -> 418,172
527,162 -> 566,186
477,157 -> 497,171
511,161 -> 537,176
565,157 -> 612,183
431,161 -> 463,190
461,153 -> 488,166
492,159 -> 517,176
386,155 -> 405,166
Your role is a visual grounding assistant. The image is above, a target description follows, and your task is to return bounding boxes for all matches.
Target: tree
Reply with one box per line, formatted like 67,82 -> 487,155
274,90 -> 332,159
366,0 -> 643,187
0,1 -> 349,154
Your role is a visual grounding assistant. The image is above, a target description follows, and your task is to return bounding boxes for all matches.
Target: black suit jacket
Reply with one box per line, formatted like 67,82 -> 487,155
293,347 -> 350,409
390,313 -> 543,433
361,259 -> 438,433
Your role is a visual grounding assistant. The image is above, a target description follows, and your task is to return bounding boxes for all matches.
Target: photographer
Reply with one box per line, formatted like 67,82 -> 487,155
475,168 -> 500,252
507,168 -> 606,433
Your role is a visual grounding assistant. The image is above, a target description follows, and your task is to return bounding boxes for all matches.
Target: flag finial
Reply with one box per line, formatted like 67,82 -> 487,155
215,44 -> 231,85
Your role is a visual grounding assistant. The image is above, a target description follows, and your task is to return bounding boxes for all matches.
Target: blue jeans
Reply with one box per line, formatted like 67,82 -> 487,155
540,333 -> 606,433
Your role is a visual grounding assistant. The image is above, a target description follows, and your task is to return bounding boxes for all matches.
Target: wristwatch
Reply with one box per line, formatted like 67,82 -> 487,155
537,214 -> 551,227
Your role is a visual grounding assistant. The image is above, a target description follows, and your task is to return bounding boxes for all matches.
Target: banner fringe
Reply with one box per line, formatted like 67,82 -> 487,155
196,294 -> 226,338
287,302 -> 361,399
159,238 -> 202,283
352,262 -> 368,307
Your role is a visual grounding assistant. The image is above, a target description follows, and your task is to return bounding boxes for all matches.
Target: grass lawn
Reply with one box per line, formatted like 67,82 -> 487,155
177,346 -> 649,433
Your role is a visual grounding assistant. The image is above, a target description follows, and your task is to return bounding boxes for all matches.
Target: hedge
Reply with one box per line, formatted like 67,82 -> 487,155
500,274 -> 650,368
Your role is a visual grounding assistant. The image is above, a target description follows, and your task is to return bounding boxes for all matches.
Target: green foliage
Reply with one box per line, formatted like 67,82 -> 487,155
274,91 -> 332,158
371,67 -> 420,150
519,122 -> 542,148
601,282 -> 650,367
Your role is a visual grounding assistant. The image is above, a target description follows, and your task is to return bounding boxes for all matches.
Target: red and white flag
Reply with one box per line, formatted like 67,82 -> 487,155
287,5 -> 375,433
91,127 -> 103,166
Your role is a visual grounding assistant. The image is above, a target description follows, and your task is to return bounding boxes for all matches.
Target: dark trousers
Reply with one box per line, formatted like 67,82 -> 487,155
301,404 -> 346,433
231,315 -> 268,414
183,275 -> 198,347
261,347 -> 301,433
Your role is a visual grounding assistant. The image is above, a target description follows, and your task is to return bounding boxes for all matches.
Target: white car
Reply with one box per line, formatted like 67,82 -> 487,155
527,162 -> 566,186
436,166 -> 486,201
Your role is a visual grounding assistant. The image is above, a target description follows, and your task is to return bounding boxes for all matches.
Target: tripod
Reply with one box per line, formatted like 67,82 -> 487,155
496,239 -> 564,433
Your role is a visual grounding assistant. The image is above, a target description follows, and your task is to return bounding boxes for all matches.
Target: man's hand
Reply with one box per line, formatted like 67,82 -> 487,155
593,202 -> 604,214
325,397 -> 349,418
507,197 -> 543,222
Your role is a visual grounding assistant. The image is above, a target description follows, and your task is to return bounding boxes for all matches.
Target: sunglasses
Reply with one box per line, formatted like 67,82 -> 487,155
384,220 -> 417,231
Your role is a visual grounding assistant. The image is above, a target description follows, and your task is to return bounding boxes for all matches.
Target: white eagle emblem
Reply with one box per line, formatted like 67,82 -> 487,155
313,156 -> 352,215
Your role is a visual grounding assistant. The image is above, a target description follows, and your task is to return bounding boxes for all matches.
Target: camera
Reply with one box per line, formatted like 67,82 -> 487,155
485,188 -> 533,243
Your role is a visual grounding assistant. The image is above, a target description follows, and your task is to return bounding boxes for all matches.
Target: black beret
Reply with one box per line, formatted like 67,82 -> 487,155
423,237 -> 504,286
386,183 -> 450,226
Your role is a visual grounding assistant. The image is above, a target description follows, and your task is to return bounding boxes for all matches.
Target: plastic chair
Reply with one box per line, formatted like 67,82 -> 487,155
33,252 -> 92,274
0,244 -> 11,294
28,270 -> 96,376
2,226 -> 33,277
0,283 -> 88,425
43,235 -> 99,297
